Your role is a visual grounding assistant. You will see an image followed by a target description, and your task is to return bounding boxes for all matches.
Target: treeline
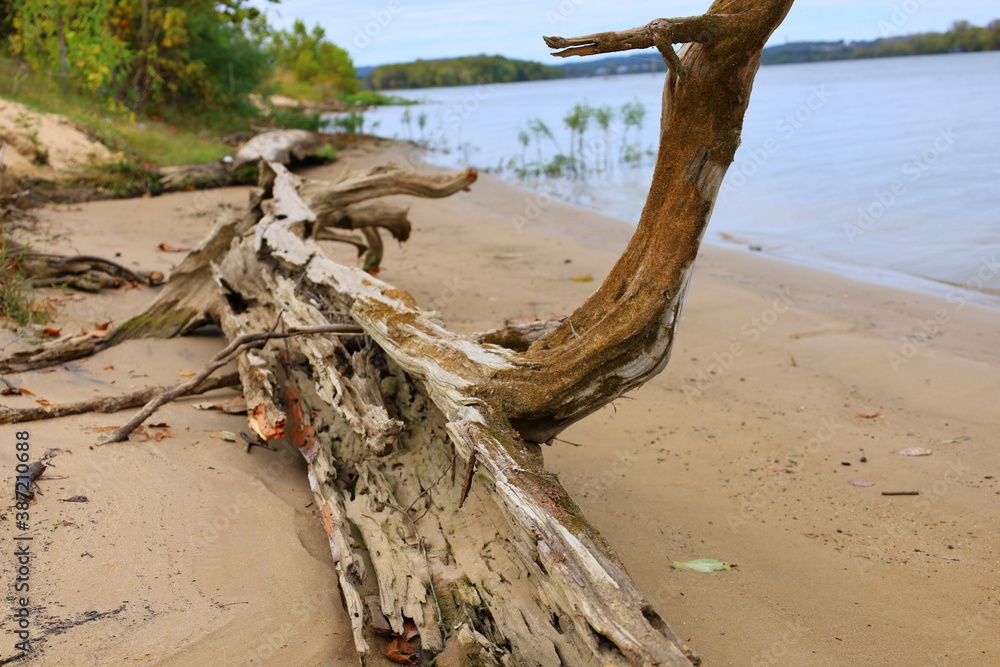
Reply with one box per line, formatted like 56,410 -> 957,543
368,55 -> 564,90
0,0 -> 361,119
763,20 -> 1000,65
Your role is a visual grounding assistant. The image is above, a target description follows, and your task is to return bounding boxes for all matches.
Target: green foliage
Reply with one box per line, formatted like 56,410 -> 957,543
369,55 -> 564,90
339,90 -> 415,106
266,108 -> 328,132
180,9 -> 272,115
270,19 -> 358,100
12,0 -> 131,97
86,159 -> 162,197
329,111 -> 368,136
762,19 -> 1000,65
9,0 -> 274,117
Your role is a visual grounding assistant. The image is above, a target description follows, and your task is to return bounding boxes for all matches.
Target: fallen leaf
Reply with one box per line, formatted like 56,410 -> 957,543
149,422 -> 170,428
194,397 -> 248,415
849,480 -> 875,487
893,448 -> 932,456
59,496 -> 89,503
572,274 -> 593,282
157,242 -> 192,252
35,399 -> 53,407
854,411 -> 882,419
940,436 -> 971,444
210,431 -> 240,442
670,558 -> 732,573
40,327 -> 62,338
104,365 -> 115,370
178,370 -> 198,377
385,636 -> 420,664
152,429 -> 174,442
1,385 -> 23,395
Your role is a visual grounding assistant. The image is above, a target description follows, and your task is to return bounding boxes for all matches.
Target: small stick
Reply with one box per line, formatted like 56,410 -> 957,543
881,491 -> 920,496
405,453 -> 457,514
459,449 -> 478,508
97,324 -> 363,445
0,371 -> 240,424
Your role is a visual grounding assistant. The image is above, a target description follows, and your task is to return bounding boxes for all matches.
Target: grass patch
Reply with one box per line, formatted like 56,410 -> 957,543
80,160 -> 163,198
0,235 -> 46,326
265,108 -> 329,132
0,58 -> 235,168
114,124 -> 231,167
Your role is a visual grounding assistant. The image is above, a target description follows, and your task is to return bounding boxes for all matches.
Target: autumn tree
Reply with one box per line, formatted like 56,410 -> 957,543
269,19 -> 358,100
9,0 -> 273,114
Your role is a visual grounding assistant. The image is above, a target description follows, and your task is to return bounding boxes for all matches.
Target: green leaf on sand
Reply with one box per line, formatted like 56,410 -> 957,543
670,558 -> 732,573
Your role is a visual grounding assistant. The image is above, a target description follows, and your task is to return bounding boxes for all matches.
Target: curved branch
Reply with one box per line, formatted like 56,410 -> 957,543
487,0 -> 796,442
298,163 -> 477,215
544,13 -> 731,70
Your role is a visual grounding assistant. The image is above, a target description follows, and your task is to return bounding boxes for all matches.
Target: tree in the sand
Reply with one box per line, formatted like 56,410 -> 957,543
2,1 -> 795,664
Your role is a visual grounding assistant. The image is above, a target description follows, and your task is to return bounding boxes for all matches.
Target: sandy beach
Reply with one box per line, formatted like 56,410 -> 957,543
3,141 -> 998,666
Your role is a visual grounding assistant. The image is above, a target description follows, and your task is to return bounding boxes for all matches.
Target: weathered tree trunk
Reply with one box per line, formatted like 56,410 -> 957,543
231,129 -> 328,169
156,130 -> 331,192
1,2 -> 794,664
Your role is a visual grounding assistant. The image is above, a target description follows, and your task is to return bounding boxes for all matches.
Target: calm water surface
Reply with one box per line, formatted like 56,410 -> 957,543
359,52 -> 1000,305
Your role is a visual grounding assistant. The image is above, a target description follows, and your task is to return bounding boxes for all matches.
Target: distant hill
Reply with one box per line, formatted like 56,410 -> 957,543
360,20 -> 999,89
364,55 -> 563,90
556,53 -> 667,77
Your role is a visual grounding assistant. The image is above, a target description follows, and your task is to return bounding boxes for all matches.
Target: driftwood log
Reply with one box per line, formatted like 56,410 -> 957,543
157,129 -> 329,191
0,2 -> 795,664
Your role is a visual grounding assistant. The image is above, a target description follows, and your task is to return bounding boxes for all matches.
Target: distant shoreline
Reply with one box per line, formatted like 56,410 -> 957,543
359,19 -> 1000,90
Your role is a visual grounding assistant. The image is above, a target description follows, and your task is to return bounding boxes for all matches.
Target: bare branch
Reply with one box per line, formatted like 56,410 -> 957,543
0,371 -> 240,425
544,14 -> 732,72
96,324 -> 363,445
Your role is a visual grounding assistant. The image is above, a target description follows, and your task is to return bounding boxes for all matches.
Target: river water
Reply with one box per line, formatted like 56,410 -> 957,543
358,51 -> 1000,305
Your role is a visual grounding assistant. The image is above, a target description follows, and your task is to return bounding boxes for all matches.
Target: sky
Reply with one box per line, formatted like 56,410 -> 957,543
250,0 -> 1000,67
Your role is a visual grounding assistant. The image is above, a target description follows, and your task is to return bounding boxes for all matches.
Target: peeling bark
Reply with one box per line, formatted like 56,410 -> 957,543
232,129 -> 327,169
0,2 -> 795,663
